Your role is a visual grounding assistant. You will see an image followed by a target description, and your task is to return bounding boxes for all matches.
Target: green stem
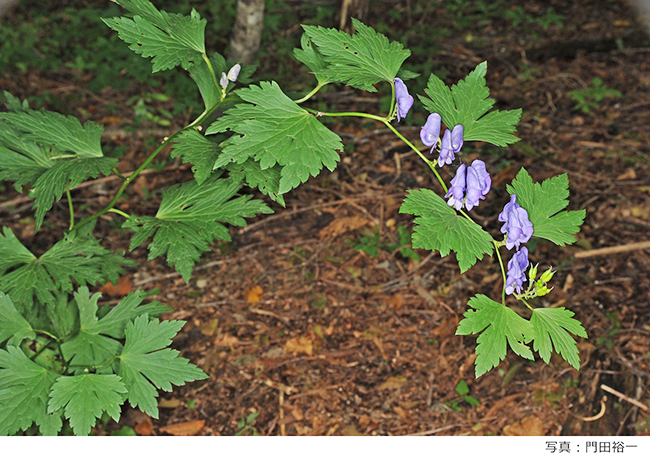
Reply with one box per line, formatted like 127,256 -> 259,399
382,121 -> 448,194
493,241 -> 507,304
72,133 -> 180,231
202,53 -> 220,93
518,297 -> 535,311
112,168 -> 127,180
309,108 -> 387,123
108,208 -> 131,219
66,186 -> 74,230
294,81 -> 326,104
387,80 -> 396,121
33,329 -> 59,341
72,96 -> 227,231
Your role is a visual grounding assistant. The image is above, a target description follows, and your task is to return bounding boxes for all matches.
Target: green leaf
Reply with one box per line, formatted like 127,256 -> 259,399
302,19 -> 410,92
0,227 -> 134,312
293,33 -> 332,85
61,287 -> 169,373
0,105 -> 116,230
170,130 -> 220,185
102,0 -> 206,73
0,109 -> 104,157
118,315 -> 208,418
188,53 -> 226,110
3,91 -> 29,111
206,81 -> 342,194
124,176 -> 272,282
420,61 -> 522,146
227,159 -> 285,206
0,292 -> 35,347
456,295 -> 534,378
506,168 -> 585,246
399,189 -> 493,273
531,308 -> 587,370
0,346 -> 62,436
48,373 -> 127,436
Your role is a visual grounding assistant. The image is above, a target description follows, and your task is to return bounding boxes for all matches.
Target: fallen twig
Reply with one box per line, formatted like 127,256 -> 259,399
574,241 -> 650,259
600,384 -> 649,411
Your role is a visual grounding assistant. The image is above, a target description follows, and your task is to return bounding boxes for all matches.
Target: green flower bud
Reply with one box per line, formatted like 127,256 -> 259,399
528,263 -> 538,282
536,285 -> 551,297
540,268 -> 555,283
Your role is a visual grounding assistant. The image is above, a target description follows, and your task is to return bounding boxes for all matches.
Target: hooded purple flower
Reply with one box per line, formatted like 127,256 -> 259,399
505,247 -> 529,295
438,124 -> 464,167
420,113 -> 441,154
499,195 -> 534,250
394,78 -> 414,122
464,159 -> 491,211
444,161 -> 491,211
445,163 -> 466,211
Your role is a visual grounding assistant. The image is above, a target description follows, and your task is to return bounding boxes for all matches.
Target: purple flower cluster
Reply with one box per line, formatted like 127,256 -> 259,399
444,160 -> 491,211
505,247 -> 529,295
394,78 -> 414,122
499,195 -> 534,250
418,112 -> 464,167
500,195 -> 535,295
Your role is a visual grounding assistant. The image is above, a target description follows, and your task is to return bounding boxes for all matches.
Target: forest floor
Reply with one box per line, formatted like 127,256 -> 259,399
2,0 -> 650,436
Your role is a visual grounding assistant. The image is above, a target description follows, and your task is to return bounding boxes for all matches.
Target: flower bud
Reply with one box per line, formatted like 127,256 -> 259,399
536,285 -> 551,297
219,72 -> 229,89
540,268 -> 555,283
528,263 -> 538,282
227,64 -> 241,82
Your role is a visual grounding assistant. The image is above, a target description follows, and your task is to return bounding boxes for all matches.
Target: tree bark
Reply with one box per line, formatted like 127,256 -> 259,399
339,0 -> 369,32
0,0 -> 19,20
228,0 -> 265,65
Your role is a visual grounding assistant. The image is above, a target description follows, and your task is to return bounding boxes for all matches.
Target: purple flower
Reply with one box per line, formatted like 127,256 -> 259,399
499,195 -> 534,250
445,163 -> 466,211
420,113 -> 441,154
451,124 -> 464,152
394,78 -> 414,122
505,247 -> 529,295
444,161 -> 491,211
464,159 -> 491,211
438,124 -> 464,167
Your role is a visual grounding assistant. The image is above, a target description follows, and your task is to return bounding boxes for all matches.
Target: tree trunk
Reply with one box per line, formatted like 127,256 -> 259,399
228,0 -> 265,65
0,0 -> 19,20
339,0 -> 369,32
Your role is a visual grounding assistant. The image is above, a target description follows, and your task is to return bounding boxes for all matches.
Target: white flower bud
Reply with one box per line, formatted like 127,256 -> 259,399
227,64 -> 241,82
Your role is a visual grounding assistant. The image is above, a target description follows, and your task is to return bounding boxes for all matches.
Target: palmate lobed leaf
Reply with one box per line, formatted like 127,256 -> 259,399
456,295 -> 534,378
419,61 -> 522,147
124,176 -> 272,282
207,81 -> 343,195
301,19 -> 411,92
118,315 -> 208,418
399,189 -> 493,273
531,308 -> 587,370
0,227 -> 134,313
0,292 -> 35,347
506,168 -> 585,246
0,109 -> 104,158
48,373 -> 127,436
61,287 -> 171,374
0,346 -> 62,436
0,99 -> 116,230
102,0 -> 206,73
